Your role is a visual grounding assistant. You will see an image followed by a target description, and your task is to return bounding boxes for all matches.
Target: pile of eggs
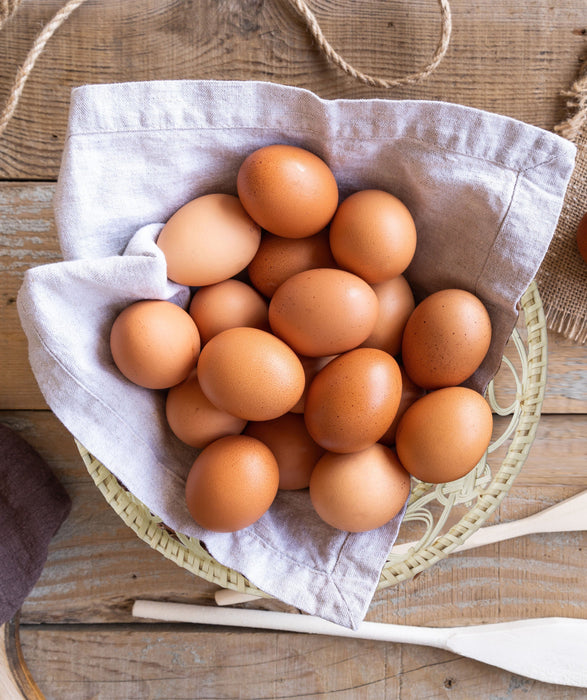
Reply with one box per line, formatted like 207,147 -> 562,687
109,144 -> 494,535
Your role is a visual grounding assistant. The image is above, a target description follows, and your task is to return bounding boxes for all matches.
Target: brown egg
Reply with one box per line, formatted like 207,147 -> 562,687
245,412 -> 324,490
379,367 -> 426,447
189,279 -> 269,345
269,268 -> 379,357
165,370 -> 247,449
304,348 -> 402,453
329,189 -> 417,283
309,443 -> 411,532
185,435 -> 279,532
401,288 -> 492,389
576,212 -> 587,264
156,193 -> 261,286
395,386 -> 493,483
361,275 -> 415,356
247,229 -> 336,297
290,354 -> 337,414
110,300 -> 200,389
197,327 -> 305,421
236,144 -> 339,239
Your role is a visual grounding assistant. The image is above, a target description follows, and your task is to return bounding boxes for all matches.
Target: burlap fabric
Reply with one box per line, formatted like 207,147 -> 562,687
536,62 -> 587,343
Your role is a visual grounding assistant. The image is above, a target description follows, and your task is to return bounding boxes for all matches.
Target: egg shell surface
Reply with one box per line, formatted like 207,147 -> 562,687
290,354 -> 337,414
395,386 -> 493,483
361,275 -> 415,356
156,193 -> 261,286
197,327 -> 305,421
304,347 -> 402,453
185,435 -> 279,532
165,370 -> 247,449
269,268 -> 379,357
329,189 -> 417,283
401,288 -> 492,389
244,412 -> 325,490
379,367 -> 426,447
247,229 -> 336,298
236,144 -> 339,239
109,299 -> 200,389
309,443 -> 411,532
189,279 -> 269,345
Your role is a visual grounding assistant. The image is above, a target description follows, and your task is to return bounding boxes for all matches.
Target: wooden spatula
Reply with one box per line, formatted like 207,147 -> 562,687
132,600 -> 587,688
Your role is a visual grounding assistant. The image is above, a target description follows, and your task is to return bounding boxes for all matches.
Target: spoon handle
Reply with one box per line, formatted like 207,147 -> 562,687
132,600 -> 587,687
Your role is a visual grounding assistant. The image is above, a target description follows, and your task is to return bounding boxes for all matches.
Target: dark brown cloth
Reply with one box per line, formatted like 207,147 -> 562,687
0,423 -> 71,624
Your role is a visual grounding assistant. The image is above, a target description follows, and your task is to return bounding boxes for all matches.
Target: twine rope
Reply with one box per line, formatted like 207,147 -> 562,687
0,0 -> 89,138
554,64 -> 587,141
0,0 -> 452,140
287,0 -> 452,88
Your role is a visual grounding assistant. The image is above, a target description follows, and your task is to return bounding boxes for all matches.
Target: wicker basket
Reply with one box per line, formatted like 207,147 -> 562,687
77,280 -> 547,599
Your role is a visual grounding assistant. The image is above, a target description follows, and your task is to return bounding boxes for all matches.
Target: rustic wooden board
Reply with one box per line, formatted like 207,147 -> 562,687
0,409 -> 582,629
16,624 -> 587,700
1,182 -> 586,414
0,0 -> 585,179
1,0 -> 586,697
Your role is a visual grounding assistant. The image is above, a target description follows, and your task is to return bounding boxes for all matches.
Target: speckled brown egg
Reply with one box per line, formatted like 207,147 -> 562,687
379,367 -> 426,447
188,279 -> 269,345
247,229 -> 336,297
156,193 -> 261,286
395,386 -> 493,483
109,299 -> 200,389
290,354 -> 337,414
245,412 -> 324,490
304,347 -> 402,453
401,288 -> 492,389
197,327 -> 305,421
185,435 -> 279,532
309,443 -> 411,532
237,144 -> 339,239
165,370 -> 247,449
361,275 -> 415,356
329,189 -> 417,283
269,268 -> 379,357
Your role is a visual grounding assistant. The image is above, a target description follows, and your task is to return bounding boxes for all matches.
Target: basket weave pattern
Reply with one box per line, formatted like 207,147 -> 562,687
78,280 -> 547,600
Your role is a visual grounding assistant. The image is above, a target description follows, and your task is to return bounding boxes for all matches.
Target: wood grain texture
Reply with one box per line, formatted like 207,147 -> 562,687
1,0 -> 586,697
0,0 -> 585,179
1,181 -> 586,414
16,624 -> 587,700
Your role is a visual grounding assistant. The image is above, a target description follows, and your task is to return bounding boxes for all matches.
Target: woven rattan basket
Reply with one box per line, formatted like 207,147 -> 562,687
77,280 -> 547,599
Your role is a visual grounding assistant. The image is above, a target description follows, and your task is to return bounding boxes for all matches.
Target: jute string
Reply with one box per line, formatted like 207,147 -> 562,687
0,0 -> 452,139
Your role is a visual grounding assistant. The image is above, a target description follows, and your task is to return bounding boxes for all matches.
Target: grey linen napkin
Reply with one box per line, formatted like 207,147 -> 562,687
16,80 -> 575,629
0,424 -> 71,624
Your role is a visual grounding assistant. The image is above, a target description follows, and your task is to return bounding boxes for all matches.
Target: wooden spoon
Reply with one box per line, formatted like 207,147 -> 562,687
215,489 -> 587,606
132,600 -> 587,688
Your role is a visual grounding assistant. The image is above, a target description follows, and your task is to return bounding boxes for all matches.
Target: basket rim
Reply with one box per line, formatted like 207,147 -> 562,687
78,279 -> 547,598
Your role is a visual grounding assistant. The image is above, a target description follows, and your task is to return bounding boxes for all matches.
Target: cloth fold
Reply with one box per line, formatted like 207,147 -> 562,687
17,80 -> 576,629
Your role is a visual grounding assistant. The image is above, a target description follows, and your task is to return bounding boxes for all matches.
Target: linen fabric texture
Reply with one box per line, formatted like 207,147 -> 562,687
17,80 -> 575,629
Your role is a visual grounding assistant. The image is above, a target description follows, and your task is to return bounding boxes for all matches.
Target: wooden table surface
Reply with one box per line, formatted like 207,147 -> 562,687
1,1 -> 586,698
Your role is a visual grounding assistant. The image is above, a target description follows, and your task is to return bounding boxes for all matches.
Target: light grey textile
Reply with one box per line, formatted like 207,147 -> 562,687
17,80 -> 576,629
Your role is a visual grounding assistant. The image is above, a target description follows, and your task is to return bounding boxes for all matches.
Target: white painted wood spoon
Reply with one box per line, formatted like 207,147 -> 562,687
132,600 -> 587,687
215,489 -> 587,606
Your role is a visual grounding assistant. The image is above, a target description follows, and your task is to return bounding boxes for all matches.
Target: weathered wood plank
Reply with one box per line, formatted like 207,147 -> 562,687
16,624 -> 587,700
1,182 -> 586,413
0,0 -> 585,179
1,410 -> 583,627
